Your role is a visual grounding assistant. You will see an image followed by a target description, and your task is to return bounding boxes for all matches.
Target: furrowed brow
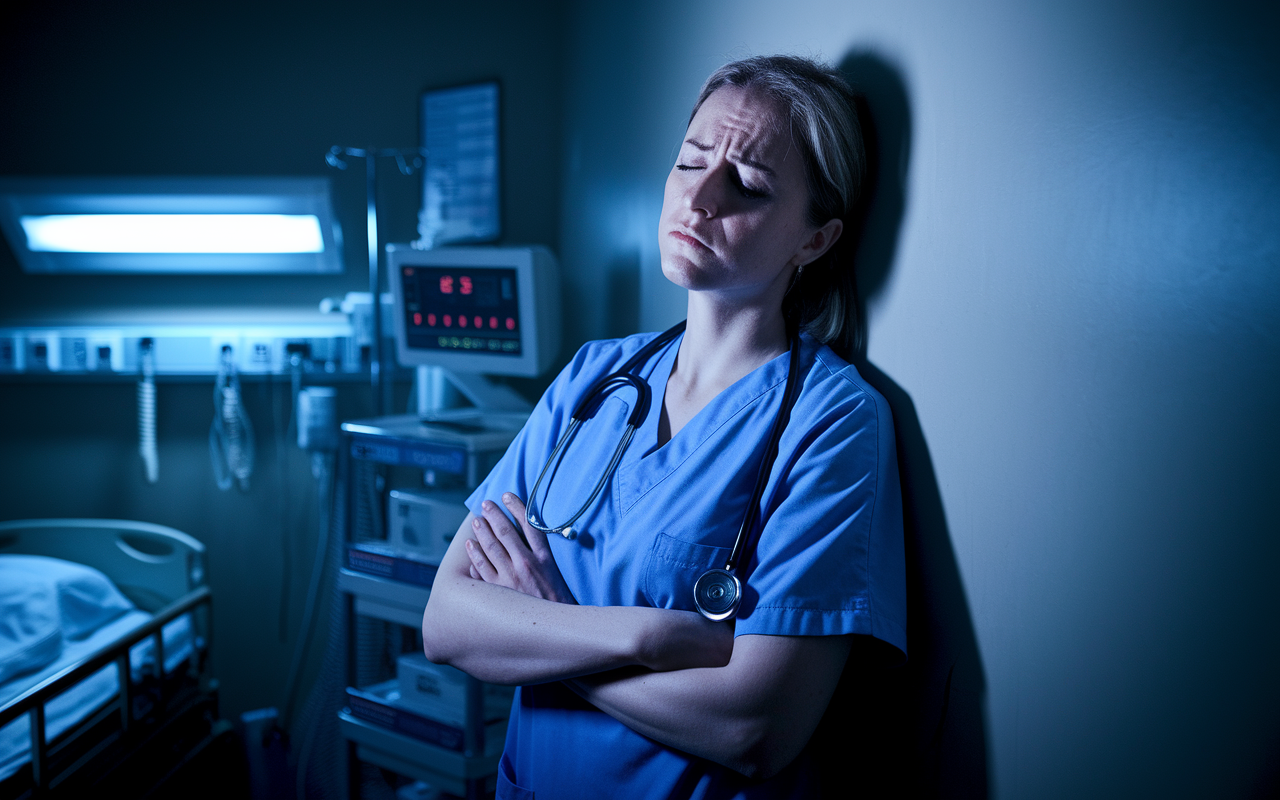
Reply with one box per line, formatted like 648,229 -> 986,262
683,138 -> 776,177
682,138 -> 776,176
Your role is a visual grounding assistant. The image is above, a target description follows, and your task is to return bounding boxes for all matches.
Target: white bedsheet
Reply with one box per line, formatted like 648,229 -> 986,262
0,611 -> 193,781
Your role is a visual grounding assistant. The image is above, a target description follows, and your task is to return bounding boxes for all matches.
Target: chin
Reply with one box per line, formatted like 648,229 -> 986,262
660,256 -> 711,292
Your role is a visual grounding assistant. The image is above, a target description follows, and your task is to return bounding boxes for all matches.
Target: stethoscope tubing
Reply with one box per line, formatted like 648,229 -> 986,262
525,319 -> 802,621
526,322 -> 686,537
526,417 -> 636,538
723,330 -> 802,572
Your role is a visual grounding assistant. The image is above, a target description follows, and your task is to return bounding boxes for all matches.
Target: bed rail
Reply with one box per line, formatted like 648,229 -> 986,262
0,585 -> 213,792
0,519 -> 204,610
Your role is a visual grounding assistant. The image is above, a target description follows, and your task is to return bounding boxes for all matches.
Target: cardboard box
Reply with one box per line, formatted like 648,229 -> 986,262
395,653 -> 514,729
388,490 -> 468,565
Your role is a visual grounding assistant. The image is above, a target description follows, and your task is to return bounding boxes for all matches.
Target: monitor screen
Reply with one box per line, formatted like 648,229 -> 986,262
389,244 -> 559,378
400,265 -> 521,356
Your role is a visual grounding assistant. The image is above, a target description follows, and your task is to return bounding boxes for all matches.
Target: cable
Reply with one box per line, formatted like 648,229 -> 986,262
277,355 -> 305,643
280,451 -> 333,731
294,450 -> 348,800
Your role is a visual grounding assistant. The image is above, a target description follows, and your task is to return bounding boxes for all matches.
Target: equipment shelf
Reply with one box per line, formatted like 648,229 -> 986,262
338,710 -> 500,798
337,568 -> 430,629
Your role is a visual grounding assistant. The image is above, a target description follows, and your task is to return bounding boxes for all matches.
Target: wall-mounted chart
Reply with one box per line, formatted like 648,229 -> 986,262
417,81 -> 500,248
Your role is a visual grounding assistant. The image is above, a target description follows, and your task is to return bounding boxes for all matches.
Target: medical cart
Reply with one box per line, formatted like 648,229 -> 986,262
336,411 -> 525,800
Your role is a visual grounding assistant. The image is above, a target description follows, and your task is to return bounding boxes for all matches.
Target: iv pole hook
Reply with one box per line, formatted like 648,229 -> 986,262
326,146 -> 428,416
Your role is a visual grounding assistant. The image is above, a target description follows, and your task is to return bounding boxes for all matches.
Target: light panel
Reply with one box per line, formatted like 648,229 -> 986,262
0,177 -> 343,273
20,214 -> 324,254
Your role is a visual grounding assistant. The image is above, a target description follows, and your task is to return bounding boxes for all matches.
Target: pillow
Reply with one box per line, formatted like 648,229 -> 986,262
0,556 -> 135,641
0,570 -> 62,684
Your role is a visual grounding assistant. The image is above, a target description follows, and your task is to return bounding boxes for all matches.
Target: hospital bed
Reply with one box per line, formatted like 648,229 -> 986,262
0,519 -> 224,798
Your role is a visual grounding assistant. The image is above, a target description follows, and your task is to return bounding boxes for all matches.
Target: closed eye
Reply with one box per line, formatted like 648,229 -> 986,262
676,164 -> 770,200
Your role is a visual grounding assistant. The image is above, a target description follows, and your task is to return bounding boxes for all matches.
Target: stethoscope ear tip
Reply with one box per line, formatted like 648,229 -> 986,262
560,527 -> 577,540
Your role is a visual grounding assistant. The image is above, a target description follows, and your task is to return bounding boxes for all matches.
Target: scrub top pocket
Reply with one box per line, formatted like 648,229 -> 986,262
643,532 -> 732,611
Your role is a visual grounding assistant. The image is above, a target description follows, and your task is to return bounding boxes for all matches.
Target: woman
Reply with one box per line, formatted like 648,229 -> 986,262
422,55 -> 906,799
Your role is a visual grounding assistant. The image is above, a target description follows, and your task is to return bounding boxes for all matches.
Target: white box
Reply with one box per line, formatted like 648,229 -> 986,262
388,490 -> 468,565
395,653 -> 514,729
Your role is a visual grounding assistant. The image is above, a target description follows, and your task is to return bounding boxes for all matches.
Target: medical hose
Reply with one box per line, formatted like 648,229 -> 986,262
137,338 -> 158,484
293,451 -> 349,800
210,346 -> 255,492
280,450 -> 333,732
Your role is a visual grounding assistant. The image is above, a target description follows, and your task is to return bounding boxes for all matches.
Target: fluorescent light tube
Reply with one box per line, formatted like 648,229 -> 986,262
20,214 -> 325,254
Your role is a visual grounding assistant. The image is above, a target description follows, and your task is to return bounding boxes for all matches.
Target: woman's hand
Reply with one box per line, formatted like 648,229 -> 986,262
465,493 -> 577,604
424,510 -> 732,685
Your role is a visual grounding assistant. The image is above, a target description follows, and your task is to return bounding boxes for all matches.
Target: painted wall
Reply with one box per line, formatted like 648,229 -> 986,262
0,0 -> 567,724
557,0 -> 1280,797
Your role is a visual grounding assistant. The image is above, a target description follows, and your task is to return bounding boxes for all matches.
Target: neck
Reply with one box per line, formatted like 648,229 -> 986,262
674,289 -> 790,397
656,281 -> 793,445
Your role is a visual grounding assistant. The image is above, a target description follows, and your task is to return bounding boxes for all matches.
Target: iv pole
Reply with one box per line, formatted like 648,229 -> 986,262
326,145 -> 426,416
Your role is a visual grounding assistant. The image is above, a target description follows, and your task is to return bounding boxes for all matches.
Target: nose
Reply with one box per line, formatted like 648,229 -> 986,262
685,163 -> 725,218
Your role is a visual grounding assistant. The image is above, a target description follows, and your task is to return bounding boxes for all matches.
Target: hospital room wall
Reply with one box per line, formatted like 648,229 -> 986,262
558,0 -> 1280,797
0,0 -> 568,722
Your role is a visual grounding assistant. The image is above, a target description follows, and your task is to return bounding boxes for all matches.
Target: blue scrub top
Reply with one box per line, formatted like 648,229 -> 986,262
467,330 -> 906,800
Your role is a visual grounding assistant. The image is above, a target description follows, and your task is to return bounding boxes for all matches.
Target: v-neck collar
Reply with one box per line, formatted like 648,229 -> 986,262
614,331 -> 797,516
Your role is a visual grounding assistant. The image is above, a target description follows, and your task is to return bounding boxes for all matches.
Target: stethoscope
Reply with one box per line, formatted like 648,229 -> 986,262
525,320 -> 803,621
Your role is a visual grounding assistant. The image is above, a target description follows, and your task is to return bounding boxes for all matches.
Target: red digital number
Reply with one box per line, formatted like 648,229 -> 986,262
439,276 -> 454,294
460,276 -> 473,295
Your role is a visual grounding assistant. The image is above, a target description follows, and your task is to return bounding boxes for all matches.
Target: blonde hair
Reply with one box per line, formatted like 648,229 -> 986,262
690,55 -> 865,356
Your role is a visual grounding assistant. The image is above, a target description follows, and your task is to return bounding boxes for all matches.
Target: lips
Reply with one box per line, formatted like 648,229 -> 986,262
669,229 -> 711,251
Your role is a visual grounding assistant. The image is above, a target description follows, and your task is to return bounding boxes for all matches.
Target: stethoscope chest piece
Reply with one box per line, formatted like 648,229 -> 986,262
693,569 -> 741,621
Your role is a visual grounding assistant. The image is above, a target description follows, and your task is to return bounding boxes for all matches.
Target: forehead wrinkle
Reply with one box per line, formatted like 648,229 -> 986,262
686,102 -> 792,176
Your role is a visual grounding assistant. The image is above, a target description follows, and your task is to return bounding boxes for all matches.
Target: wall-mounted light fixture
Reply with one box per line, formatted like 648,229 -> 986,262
0,177 -> 343,274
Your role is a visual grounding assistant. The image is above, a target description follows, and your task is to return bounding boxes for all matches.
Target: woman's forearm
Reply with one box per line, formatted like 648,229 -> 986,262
422,515 -> 732,685
566,633 -> 851,779
423,571 -> 726,684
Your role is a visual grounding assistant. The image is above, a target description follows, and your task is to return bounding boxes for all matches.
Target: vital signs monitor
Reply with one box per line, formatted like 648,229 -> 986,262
388,245 -> 560,379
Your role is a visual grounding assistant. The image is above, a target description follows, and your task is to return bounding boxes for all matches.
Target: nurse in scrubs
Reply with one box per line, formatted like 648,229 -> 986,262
422,55 -> 906,799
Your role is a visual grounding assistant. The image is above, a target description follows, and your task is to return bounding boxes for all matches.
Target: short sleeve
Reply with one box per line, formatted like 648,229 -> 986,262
732,361 -> 907,661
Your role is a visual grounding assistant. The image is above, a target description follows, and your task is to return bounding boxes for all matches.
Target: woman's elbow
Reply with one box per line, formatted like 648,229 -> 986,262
726,719 -> 808,781
420,595 -> 462,666
420,612 -> 448,664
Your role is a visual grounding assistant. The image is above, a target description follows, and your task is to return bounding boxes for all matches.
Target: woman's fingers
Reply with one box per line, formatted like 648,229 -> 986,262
471,513 -> 511,571
465,538 -> 498,583
502,493 -> 553,560
470,493 -> 575,604
485,497 -> 531,560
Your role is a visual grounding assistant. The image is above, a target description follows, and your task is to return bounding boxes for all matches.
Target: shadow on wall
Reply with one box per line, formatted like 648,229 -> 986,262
810,51 -> 990,799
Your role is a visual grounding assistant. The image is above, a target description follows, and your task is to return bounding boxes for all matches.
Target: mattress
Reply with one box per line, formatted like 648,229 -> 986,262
0,607 -> 194,781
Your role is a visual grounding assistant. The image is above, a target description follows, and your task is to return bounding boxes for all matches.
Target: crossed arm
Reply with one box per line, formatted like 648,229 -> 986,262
420,494 -> 851,779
